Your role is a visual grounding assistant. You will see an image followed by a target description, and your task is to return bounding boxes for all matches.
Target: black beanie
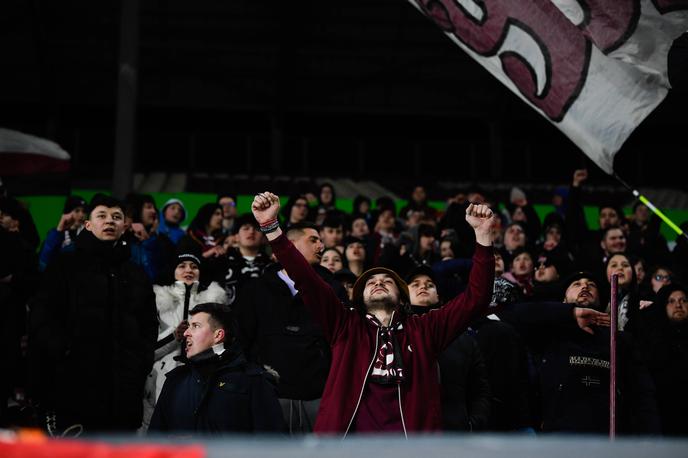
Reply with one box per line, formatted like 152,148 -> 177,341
63,195 -> 87,214
177,252 -> 201,267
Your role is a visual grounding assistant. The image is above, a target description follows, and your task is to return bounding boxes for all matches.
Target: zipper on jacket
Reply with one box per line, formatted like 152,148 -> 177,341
181,284 -> 193,352
183,284 -> 193,318
397,384 -> 407,439
343,328 -> 379,439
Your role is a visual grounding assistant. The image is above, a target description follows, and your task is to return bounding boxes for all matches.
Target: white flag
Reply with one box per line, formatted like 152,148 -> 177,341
408,0 -> 688,173
0,128 -> 70,175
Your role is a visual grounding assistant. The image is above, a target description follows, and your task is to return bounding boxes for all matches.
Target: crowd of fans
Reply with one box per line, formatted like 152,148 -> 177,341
0,169 -> 686,438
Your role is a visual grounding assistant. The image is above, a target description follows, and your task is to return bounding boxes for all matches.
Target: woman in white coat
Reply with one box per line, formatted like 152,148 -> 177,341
140,251 -> 229,430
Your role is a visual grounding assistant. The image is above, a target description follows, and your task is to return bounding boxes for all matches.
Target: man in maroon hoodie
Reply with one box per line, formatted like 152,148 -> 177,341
252,192 -> 496,437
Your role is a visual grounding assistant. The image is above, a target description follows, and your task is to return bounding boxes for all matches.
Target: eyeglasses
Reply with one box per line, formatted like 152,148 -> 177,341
654,274 -> 671,282
220,201 -> 236,207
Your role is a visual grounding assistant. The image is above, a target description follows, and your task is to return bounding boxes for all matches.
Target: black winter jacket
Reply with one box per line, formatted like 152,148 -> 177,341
632,306 -> 688,436
498,301 -> 660,434
29,230 -> 158,431
234,263 -> 346,400
149,345 -> 284,433
411,305 -> 491,431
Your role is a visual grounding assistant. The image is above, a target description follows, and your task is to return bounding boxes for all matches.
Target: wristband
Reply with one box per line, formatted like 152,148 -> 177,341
259,219 -> 280,234
259,218 -> 278,227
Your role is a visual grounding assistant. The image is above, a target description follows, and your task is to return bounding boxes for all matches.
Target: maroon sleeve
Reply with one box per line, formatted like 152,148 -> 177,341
417,244 -> 495,354
270,234 -> 349,343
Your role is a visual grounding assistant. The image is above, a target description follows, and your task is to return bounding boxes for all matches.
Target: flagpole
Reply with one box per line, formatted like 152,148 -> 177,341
613,173 -> 688,242
609,273 -> 618,440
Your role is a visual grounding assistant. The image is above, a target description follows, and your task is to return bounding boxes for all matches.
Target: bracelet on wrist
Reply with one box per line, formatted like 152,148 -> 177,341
259,218 -> 278,228
259,220 -> 280,234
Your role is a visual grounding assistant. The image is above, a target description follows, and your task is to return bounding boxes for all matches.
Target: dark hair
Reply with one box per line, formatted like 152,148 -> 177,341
601,225 -> 626,242
189,302 -> 236,343
231,213 -> 259,235
286,221 -> 320,240
509,247 -> 534,267
598,202 -> 623,216
321,246 -> 343,260
124,193 -> 156,223
88,193 -> 124,216
188,203 -> 222,234
62,195 -> 87,214
216,192 -> 237,203
319,183 -> 336,205
375,196 -> 396,215
417,223 -> 436,238
603,252 -> 640,325
632,201 -> 648,212
281,194 -> 309,221
353,195 -> 371,214
0,196 -> 24,219
604,252 -> 638,292
321,214 -> 344,230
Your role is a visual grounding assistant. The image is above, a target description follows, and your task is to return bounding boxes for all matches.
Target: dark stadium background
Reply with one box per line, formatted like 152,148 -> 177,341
1,1 -> 687,195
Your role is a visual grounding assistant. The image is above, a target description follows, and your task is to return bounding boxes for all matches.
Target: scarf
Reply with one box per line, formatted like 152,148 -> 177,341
502,271 -> 534,297
191,229 -> 217,251
366,312 -> 406,385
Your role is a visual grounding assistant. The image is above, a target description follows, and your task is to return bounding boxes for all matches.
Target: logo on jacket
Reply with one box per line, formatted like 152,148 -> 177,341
581,376 -> 600,387
569,356 -> 609,370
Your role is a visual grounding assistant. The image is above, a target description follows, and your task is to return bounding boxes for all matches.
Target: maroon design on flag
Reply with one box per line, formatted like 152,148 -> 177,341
579,0 -> 640,53
410,0 -> 688,174
414,0 -> 591,121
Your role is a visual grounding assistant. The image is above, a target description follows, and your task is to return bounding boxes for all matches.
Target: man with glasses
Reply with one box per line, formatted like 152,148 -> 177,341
217,192 -> 238,236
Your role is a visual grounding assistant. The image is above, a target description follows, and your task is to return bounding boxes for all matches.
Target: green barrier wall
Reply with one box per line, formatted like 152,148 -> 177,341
17,191 -> 688,247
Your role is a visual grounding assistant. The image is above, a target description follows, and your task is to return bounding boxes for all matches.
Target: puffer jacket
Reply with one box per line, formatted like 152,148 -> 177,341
29,230 -> 158,431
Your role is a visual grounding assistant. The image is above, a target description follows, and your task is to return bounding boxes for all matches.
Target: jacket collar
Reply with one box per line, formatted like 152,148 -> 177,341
173,280 -> 199,294
75,229 -> 130,263
187,341 -> 246,371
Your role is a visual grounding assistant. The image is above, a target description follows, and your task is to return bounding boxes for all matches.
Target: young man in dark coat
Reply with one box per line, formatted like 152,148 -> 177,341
221,213 -> 270,305
406,265 -> 491,432
496,271 -> 660,435
29,194 -> 158,433
149,302 -> 284,434
251,192 -> 495,436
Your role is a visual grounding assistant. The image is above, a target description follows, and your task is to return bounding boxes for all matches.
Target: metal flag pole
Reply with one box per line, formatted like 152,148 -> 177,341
609,273 -> 618,440
613,173 -> 688,242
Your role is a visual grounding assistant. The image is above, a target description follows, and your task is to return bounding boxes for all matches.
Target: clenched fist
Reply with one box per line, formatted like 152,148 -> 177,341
251,192 -> 281,225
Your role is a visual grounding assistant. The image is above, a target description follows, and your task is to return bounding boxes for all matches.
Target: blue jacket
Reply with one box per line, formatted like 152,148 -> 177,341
38,228 -> 79,272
